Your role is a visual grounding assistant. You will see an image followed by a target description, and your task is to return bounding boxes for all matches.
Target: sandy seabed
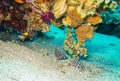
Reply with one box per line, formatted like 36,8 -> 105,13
0,26 -> 120,81
0,40 -> 101,81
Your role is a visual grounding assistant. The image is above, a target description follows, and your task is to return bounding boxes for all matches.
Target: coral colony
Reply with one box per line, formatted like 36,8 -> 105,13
0,0 -> 118,68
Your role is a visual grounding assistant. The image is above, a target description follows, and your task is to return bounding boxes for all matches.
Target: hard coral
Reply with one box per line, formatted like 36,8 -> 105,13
0,0 -> 51,35
25,11 -> 49,32
1,19 -> 27,32
1,2 -> 27,32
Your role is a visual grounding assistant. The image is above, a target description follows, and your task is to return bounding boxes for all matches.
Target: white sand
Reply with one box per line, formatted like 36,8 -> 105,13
0,40 -> 97,81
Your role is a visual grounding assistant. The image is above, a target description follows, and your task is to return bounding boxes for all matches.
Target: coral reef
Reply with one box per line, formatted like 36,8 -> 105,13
62,0 -> 117,58
0,0 -> 118,59
64,27 -> 87,57
0,0 -> 53,37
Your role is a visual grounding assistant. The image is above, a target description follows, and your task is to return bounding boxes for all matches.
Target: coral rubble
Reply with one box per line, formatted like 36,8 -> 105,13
0,0 -> 118,59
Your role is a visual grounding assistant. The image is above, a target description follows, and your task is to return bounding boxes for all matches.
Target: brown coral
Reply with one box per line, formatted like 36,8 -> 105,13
87,14 -> 102,25
75,24 -> 95,43
25,11 -> 49,32
66,7 -> 83,27
64,27 -> 88,57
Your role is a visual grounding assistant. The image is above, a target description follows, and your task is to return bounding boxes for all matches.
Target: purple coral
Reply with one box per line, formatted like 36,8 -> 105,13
40,12 -> 54,23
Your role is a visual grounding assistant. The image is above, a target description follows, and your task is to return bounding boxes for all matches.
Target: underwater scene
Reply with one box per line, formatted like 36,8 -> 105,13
0,0 -> 120,81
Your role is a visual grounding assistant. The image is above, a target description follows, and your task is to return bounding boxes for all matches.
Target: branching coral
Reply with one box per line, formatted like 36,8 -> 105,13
64,27 -> 87,58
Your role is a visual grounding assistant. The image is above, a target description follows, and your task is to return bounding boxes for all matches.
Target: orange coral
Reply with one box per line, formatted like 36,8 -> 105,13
38,0 -> 54,6
62,16 -> 72,26
75,24 -> 95,43
67,7 -> 83,27
84,0 -> 94,7
84,0 -> 97,9
15,0 -> 25,3
38,0 -> 44,4
87,14 -> 102,25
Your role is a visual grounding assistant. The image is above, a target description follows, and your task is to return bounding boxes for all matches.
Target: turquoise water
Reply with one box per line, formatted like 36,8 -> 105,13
85,33 -> 120,81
